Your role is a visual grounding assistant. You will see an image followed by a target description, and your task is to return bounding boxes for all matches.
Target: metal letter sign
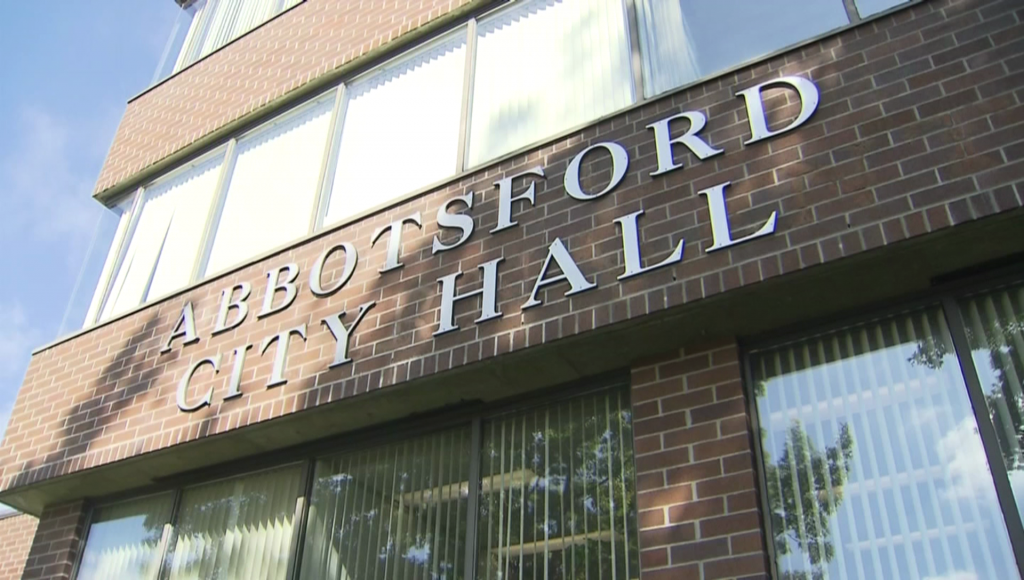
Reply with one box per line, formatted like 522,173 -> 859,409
163,76 -> 821,411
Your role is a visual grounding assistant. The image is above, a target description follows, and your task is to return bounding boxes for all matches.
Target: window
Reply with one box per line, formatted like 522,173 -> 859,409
204,96 -> 334,276
76,493 -> 175,580
323,30 -> 468,226
751,306 -> 1021,579
634,0 -> 849,98
465,0 -> 635,167
174,0 -> 302,73
960,284 -> 1024,521
477,389 -> 638,579
75,389 -> 637,580
100,152 -> 225,320
165,464 -> 304,579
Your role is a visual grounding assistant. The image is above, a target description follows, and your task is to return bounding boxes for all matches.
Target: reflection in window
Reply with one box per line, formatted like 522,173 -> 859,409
477,390 -> 637,579
324,31 -> 467,225
301,426 -> 472,580
205,96 -> 333,276
174,0 -> 302,72
855,0 -> 912,18
466,0 -> 634,167
76,493 -> 174,580
101,153 -> 225,320
166,465 -> 303,580
634,0 -> 849,98
961,284 -> 1024,521
752,308 -> 1018,579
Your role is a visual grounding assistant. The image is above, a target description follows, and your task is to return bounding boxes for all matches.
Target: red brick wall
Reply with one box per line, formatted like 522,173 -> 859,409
2,0 -> 1022,496
0,514 -> 37,580
632,341 -> 767,580
95,0 -> 485,196
20,502 -> 86,580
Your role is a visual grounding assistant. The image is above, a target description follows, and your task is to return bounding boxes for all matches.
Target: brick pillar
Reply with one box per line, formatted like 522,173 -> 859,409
21,501 -> 88,580
0,514 -> 38,580
631,340 -> 768,580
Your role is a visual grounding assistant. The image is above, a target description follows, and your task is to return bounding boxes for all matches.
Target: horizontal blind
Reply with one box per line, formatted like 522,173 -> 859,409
76,493 -> 175,580
101,154 -> 224,320
324,31 -> 467,226
477,389 -> 637,580
167,465 -> 303,580
300,426 -> 472,580
635,0 -> 848,97
205,96 -> 333,276
752,308 -> 1018,579
960,283 -> 1024,522
466,0 -> 634,168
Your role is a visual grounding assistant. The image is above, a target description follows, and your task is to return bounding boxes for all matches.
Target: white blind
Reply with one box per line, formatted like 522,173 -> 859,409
84,198 -> 134,326
635,0 -> 849,97
478,390 -> 638,579
324,32 -> 467,226
101,154 -> 224,320
175,0 -> 301,71
76,493 -> 175,580
466,0 -> 634,168
205,97 -> 333,276
301,427 -> 472,580
167,465 -> 303,580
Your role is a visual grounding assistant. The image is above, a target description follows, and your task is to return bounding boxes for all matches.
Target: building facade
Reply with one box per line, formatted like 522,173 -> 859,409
1,0 -> 1023,578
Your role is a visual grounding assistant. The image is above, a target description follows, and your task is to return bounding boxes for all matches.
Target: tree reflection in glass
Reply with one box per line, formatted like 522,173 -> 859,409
753,307 -> 1018,579
76,492 -> 174,580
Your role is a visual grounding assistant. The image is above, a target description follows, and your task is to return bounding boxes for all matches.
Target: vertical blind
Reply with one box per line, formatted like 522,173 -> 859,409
300,426 -> 472,580
634,0 -> 849,98
174,0 -> 302,72
752,308 -> 1018,579
477,390 -> 637,580
466,0 -> 634,167
324,31 -> 467,226
166,465 -> 303,580
205,97 -> 333,276
101,154 -> 224,320
961,283 -> 1024,522
76,493 -> 175,580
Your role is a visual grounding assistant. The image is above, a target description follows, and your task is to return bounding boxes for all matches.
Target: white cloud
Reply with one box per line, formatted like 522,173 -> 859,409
937,416 -> 998,502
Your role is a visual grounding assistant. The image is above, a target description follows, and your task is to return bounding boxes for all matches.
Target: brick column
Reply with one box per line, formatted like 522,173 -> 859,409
0,514 -> 37,580
21,501 -> 88,580
631,341 -> 768,580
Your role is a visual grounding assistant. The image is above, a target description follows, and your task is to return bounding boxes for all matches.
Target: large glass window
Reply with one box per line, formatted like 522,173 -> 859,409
752,307 -> 1019,579
76,493 -> 175,580
204,96 -> 333,276
323,31 -> 468,226
174,0 -> 302,73
301,426 -> 473,580
101,152 -> 225,320
961,284 -> 1024,522
465,0 -> 635,167
634,0 -> 849,98
477,389 -> 637,580
165,464 -> 304,580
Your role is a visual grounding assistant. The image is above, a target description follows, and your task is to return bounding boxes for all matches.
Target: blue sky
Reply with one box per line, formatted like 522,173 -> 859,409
0,2 -> 183,445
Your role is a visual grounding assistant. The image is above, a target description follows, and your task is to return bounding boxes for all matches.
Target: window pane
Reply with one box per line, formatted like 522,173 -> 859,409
324,30 -> 467,226
102,153 -> 224,320
477,390 -> 638,580
466,0 -> 634,167
635,0 -> 849,98
960,284 -> 1024,523
301,426 -> 472,580
77,493 -> 175,580
855,0 -> 911,18
76,196 -> 133,328
167,465 -> 303,580
752,308 -> 1018,580
175,0 -> 301,71
205,96 -> 333,276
